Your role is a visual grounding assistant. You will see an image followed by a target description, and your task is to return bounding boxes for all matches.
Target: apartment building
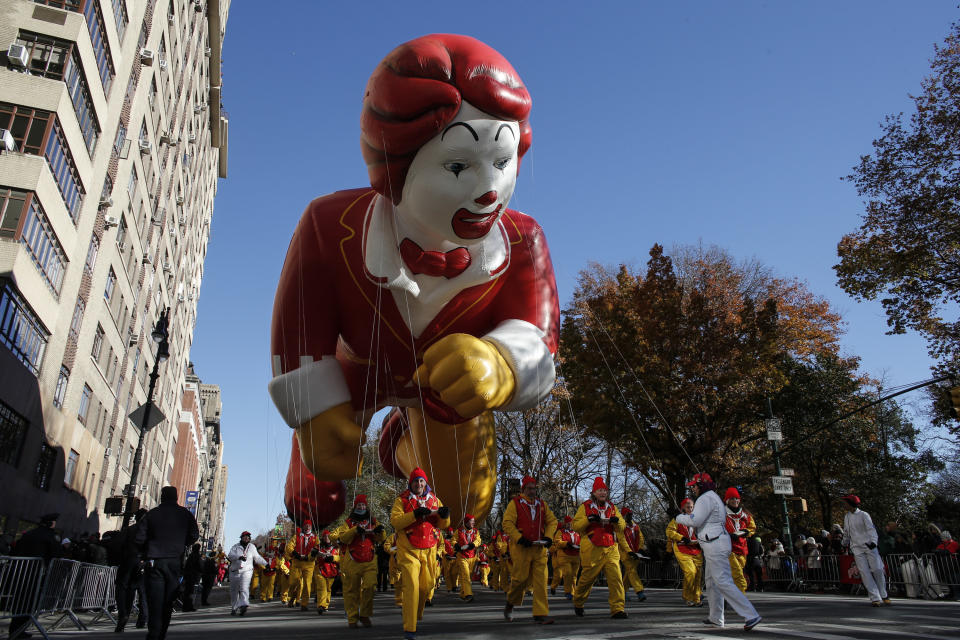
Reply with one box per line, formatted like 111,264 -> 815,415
0,0 -> 230,537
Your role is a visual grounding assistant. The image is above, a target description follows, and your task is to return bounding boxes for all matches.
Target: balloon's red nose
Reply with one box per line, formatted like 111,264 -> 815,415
474,191 -> 498,206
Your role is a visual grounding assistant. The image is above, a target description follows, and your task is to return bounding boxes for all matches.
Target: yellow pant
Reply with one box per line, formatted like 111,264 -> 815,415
288,558 -> 315,607
500,559 -> 511,590
674,551 -> 703,604
478,565 -> 489,587
551,555 -> 580,595
729,552 -> 747,593
259,571 -> 277,601
314,573 -> 335,610
489,561 -> 502,590
505,545 -> 549,616
278,569 -> 291,603
622,554 -> 645,594
443,558 -> 459,591
457,556 -> 478,598
341,557 -> 377,624
398,547 -> 438,633
250,568 -> 260,595
573,545 -> 625,614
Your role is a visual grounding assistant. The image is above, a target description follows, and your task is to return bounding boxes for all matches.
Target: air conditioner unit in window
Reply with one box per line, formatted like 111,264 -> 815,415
104,214 -> 120,228
158,59 -> 168,71
176,196 -> 184,205
140,484 -> 148,493
99,196 -> 114,208
140,48 -> 154,65
159,131 -> 171,144
188,134 -> 196,143
204,47 -> 211,57
188,292 -> 195,301
163,262 -> 172,272
104,447 -> 113,457
128,333 -> 138,346
167,13 -> 175,25
193,104 -> 202,114
178,294 -> 185,302
7,44 -> 28,69
0,129 -> 16,152
139,139 -> 152,153
142,255 -> 152,265
194,0 -> 203,12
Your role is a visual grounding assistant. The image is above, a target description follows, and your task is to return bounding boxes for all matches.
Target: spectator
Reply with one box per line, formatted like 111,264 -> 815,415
86,532 -> 108,565
182,543 -> 203,612
804,537 -> 823,590
0,532 -> 14,555
745,536 -> 764,592
201,551 -> 219,606
937,531 -> 959,555
135,486 -> 200,640
8,513 -> 63,638
113,508 -> 148,632
827,525 -> 845,555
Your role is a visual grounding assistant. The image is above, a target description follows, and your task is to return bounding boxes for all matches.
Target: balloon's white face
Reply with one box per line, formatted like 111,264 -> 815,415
399,101 -> 520,245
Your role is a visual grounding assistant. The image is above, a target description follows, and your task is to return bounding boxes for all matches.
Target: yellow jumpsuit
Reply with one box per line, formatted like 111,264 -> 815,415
442,538 -> 459,592
726,509 -> 756,593
387,534 -> 403,606
496,534 -> 511,591
390,493 -> 450,635
455,527 -> 482,600
502,497 -> 558,617
488,543 -> 502,591
619,523 -> 647,596
313,545 -> 339,611
551,528 -> 581,596
259,552 -> 288,602
572,501 -> 626,614
277,544 -> 293,603
332,520 -> 385,625
428,536 -> 444,602
666,518 -> 703,604
285,532 -> 319,608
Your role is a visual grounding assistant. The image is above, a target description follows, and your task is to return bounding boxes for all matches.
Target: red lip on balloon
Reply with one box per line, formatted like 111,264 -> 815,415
452,204 -> 502,239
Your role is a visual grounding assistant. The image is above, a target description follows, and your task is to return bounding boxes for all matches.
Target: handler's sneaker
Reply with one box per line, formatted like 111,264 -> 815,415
503,603 -> 514,621
359,616 -> 372,627
703,618 -> 723,627
533,616 -> 554,625
744,615 -> 762,631
611,611 -> 628,619
404,632 -> 416,640
574,607 -> 584,617
871,601 -> 882,607
882,598 -> 893,605
636,591 -> 647,602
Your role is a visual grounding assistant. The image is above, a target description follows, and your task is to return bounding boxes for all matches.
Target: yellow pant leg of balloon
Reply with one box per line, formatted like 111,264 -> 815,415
674,551 -> 703,604
260,572 -> 276,602
729,553 -> 748,593
505,545 -> 549,616
623,555 -> 645,594
457,557 -> 477,598
394,408 -> 497,524
398,547 -> 435,633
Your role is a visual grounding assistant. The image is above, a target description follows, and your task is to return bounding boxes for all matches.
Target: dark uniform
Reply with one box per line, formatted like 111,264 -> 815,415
8,514 -> 62,637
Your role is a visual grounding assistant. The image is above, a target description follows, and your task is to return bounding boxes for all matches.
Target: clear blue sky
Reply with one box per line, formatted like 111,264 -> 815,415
188,1 -> 958,541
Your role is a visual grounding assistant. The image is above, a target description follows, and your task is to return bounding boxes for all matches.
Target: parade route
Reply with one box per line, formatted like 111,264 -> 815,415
41,586 -> 960,640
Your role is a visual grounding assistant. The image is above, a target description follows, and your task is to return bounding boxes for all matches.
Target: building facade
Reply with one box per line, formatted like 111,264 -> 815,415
0,0 -> 230,538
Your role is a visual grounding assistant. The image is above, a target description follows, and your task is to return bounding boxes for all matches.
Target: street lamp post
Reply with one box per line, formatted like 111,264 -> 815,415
121,308 -> 170,530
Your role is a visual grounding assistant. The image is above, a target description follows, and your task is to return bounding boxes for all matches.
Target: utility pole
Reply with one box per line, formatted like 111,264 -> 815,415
767,398 -> 793,558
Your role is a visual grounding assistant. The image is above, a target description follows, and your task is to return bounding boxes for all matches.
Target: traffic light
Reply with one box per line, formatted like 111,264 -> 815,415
947,386 -> 960,420
787,497 -> 808,515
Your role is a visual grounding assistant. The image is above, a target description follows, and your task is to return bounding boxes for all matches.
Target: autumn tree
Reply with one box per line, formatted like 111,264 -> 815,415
836,21 -> 960,416
559,244 -> 844,508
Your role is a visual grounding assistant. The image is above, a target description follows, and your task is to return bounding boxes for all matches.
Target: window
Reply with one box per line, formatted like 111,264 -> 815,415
19,198 -> 67,295
68,297 -> 85,341
44,119 -> 85,222
14,31 -> 71,78
63,51 -> 99,153
127,165 -> 138,197
53,366 -> 69,408
104,267 -> 116,302
33,0 -> 82,9
34,442 -> 56,490
0,187 -> 28,237
114,124 -> 127,156
84,0 -> 115,94
116,214 -> 127,249
0,279 -> 48,375
0,400 -> 28,467
78,383 -> 92,424
91,324 -> 104,360
84,235 -> 99,275
0,103 -> 53,156
111,0 -> 128,42
124,445 -> 133,469
64,449 -> 79,486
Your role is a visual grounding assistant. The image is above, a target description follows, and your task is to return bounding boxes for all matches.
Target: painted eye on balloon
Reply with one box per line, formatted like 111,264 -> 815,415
444,162 -> 467,177
493,157 -> 511,171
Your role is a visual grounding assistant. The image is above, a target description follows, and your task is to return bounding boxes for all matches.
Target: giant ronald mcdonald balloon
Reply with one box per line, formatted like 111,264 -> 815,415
270,34 -> 559,527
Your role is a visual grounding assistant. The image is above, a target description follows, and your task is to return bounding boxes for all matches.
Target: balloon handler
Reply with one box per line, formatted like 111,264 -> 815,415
269,33 -> 560,528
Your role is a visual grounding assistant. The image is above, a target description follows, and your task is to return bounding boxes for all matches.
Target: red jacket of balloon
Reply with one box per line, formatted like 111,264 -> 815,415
268,188 -> 559,427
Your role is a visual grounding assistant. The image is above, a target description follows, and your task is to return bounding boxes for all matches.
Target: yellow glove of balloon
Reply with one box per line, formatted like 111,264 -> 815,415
296,402 -> 365,480
415,333 -> 516,419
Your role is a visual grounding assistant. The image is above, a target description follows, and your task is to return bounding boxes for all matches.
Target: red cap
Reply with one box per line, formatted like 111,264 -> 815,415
354,494 -> 368,507
686,472 -> 713,487
303,519 -> 313,528
464,514 -> 475,523
592,477 -> 608,492
322,529 -> 330,536
680,498 -> 694,509
621,507 -> 632,516
841,494 -> 860,506
563,515 -> 572,523
724,487 -> 740,501
521,475 -> 537,488
408,467 -> 428,484
241,531 -> 251,537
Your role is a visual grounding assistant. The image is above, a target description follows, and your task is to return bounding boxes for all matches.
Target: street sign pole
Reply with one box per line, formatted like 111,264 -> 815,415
768,399 -> 793,557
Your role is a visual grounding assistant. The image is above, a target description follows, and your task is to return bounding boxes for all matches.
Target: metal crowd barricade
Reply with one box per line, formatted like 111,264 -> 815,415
884,553 -> 922,598
35,557 -> 83,631
918,553 -> 959,600
0,556 -> 47,640
68,563 -> 117,626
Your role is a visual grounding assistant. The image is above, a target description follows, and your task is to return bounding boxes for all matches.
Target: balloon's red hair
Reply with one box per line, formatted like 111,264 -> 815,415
361,34 -> 532,203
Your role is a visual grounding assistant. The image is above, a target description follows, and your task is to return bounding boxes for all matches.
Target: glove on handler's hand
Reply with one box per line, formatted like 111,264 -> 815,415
609,516 -> 619,525
517,537 -> 533,547
466,543 -> 476,551
413,507 -> 431,519
539,537 -> 552,548
437,506 -> 450,519
414,334 -> 515,419
866,542 -> 877,550
587,514 -> 601,523
373,525 -> 385,535
295,402 -> 365,480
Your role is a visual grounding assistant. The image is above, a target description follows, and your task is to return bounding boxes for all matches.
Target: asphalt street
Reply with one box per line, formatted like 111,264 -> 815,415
37,585 -> 960,640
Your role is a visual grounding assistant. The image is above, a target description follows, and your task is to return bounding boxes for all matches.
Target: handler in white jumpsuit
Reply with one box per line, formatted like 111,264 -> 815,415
227,531 -> 267,615
841,494 -> 891,606
677,473 -> 761,631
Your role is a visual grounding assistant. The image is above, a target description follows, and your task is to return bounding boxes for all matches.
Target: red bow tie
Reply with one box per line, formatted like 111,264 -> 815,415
399,238 -> 471,278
